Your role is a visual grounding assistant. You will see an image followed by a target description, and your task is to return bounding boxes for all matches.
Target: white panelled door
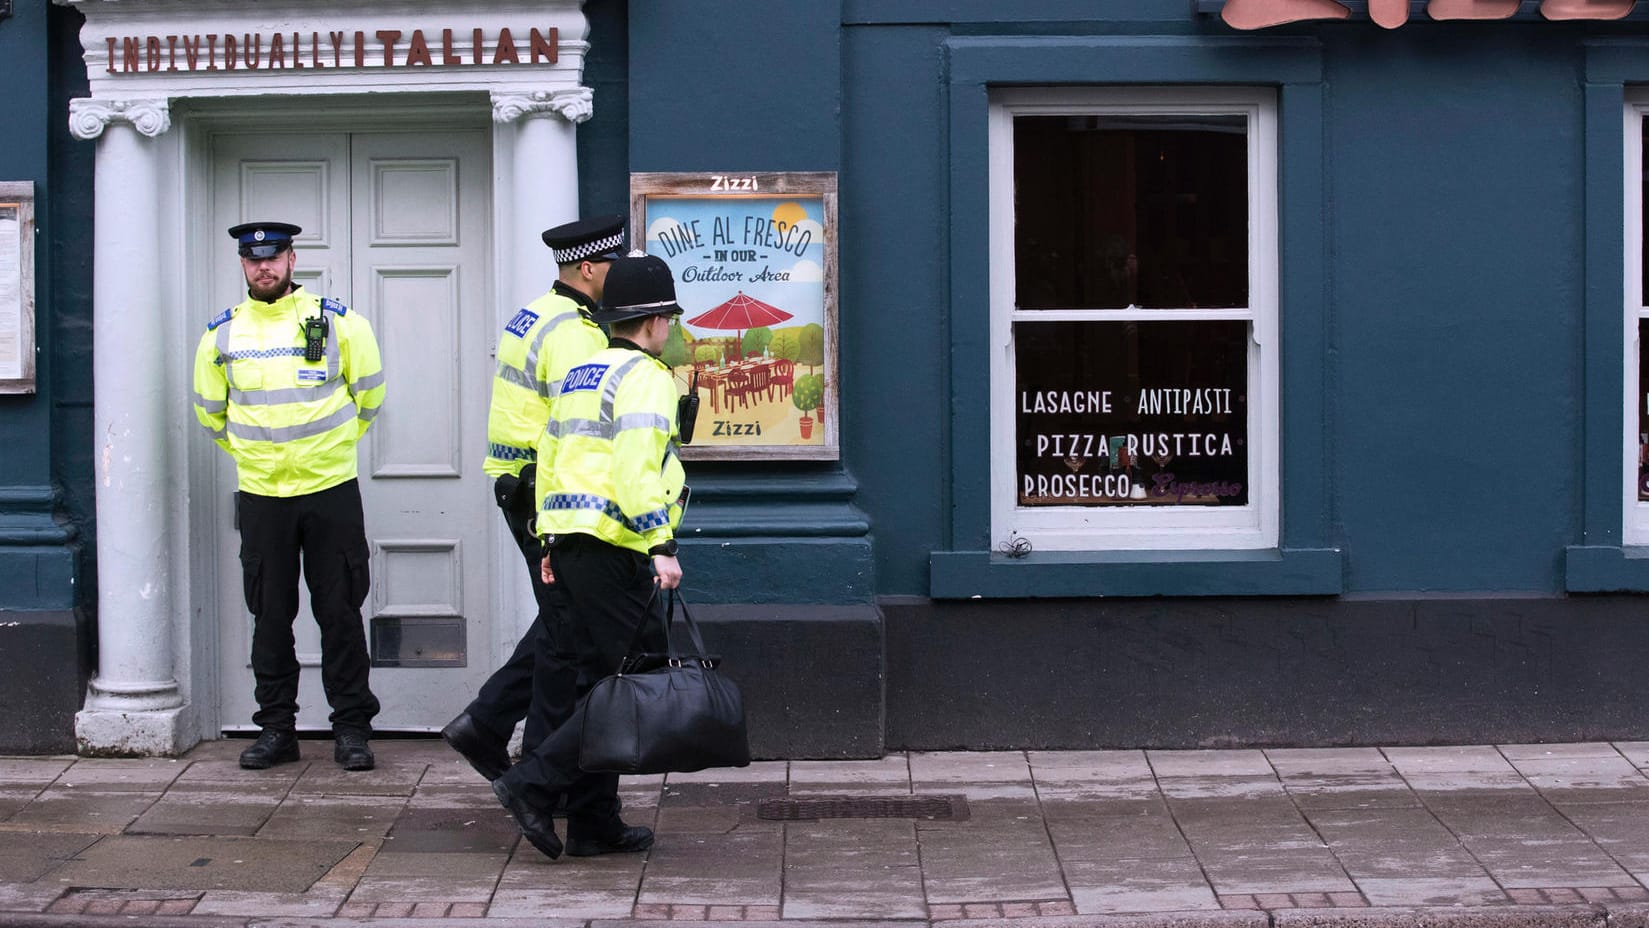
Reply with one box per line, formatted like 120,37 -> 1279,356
212,129 -> 495,732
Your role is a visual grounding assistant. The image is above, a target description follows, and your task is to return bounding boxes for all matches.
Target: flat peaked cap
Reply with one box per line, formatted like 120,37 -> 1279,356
593,252 -> 684,325
228,221 -> 302,259
541,215 -> 627,265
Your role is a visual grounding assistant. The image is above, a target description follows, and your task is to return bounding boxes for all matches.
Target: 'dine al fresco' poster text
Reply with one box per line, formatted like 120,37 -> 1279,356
638,180 -> 835,459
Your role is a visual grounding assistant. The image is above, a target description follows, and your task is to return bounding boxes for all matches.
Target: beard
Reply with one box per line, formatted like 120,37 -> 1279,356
246,268 -> 294,303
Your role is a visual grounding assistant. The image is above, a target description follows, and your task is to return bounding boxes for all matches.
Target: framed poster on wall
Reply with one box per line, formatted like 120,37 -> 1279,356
630,171 -> 838,460
0,182 -> 35,395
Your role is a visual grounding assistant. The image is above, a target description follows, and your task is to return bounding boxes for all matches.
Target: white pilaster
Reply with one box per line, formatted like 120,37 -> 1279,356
488,86 -> 592,660
73,99 -> 188,756
493,87 -> 591,306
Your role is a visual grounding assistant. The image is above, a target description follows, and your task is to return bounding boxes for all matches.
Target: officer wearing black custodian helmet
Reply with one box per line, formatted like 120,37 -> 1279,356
441,215 -> 624,784
487,253 -> 692,862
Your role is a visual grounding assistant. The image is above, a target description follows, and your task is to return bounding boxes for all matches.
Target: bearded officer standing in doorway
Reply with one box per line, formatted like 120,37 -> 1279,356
192,221 -> 386,771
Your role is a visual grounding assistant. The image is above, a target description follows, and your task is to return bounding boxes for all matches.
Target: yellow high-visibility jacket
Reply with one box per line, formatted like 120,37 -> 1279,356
535,342 -> 685,555
484,282 -> 609,478
192,287 -> 385,497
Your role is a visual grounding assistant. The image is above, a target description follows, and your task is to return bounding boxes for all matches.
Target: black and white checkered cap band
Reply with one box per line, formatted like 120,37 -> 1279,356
554,232 -> 625,264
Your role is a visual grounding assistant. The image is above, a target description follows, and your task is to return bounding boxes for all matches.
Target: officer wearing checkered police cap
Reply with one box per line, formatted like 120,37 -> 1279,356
445,215 -> 628,781
541,215 -> 628,266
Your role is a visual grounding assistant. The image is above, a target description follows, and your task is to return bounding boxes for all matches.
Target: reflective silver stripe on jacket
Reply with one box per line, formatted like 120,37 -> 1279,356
230,381 -> 346,407
495,363 -> 538,394
320,302 -> 347,384
546,355 -> 660,440
547,413 -> 671,440
223,403 -> 358,444
215,316 -> 235,385
194,394 -> 227,414
614,412 -> 672,433
353,370 -> 385,393
322,307 -> 340,382
522,311 -> 582,398
600,356 -> 647,419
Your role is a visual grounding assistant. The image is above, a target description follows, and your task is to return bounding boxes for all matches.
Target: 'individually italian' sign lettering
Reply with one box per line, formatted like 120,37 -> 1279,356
102,27 -> 556,73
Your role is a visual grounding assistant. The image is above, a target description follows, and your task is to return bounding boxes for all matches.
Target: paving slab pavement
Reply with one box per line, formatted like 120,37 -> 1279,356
2,741 -> 1649,926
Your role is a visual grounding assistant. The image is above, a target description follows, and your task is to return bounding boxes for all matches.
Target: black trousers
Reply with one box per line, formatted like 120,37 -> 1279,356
496,532 -> 667,840
238,479 -> 380,734
462,488 -> 577,752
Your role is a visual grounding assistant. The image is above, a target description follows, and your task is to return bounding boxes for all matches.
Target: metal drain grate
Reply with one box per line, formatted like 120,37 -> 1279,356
756,794 -> 968,822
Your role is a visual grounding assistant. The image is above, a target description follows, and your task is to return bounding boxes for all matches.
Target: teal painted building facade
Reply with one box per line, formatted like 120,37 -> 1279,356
7,0 -> 1649,753
0,2 -> 94,753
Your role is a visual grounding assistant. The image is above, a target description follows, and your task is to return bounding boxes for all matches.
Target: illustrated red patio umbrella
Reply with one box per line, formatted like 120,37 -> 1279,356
686,291 -> 793,355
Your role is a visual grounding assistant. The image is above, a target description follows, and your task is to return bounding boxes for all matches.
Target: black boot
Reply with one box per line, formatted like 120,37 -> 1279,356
441,712 -> 510,781
239,729 -> 300,770
333,731 -> 375,771
566,824 -> 654,858
492,778 -> 563,859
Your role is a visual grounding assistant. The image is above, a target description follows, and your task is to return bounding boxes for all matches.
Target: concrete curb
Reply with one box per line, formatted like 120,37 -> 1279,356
1271,904 -> 1614,927
0,905 -> 1643,928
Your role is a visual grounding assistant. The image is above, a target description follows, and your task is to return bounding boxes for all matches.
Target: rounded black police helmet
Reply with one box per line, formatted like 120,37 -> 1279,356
593,253 -> 684,325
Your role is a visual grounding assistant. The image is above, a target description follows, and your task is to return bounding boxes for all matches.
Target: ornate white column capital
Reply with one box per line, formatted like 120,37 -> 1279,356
69,97 -> 172,140
490,87 -> 593,125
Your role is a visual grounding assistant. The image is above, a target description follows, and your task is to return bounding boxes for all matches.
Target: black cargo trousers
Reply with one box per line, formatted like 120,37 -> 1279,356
460,468 -> 580,755
496,532 -> 668,841
237,478 -> 380,735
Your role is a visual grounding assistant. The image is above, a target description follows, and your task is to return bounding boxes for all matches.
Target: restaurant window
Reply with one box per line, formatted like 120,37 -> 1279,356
1627,95 -> 1649,544
989,88 -> 1279,551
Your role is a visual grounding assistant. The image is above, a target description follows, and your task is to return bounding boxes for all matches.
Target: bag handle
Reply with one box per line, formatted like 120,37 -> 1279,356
662,589 -> 712,662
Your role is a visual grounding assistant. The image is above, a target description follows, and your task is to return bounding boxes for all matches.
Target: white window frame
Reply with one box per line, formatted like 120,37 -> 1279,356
1624,93 -> 1649,544
988,86 -> 1280,552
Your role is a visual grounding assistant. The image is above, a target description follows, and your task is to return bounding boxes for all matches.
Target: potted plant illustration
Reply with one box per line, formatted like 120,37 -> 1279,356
799,324 -> 825,423
792,373 -> 824,440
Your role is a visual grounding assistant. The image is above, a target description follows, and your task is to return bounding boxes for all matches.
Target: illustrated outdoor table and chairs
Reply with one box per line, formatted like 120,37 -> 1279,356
683,291 -> 798,415
696,359 -> 779,413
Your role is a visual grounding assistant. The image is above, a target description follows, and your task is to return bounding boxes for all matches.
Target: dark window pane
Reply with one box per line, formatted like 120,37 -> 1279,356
1014,320 -> 1248,507
1640,319 -> 1649,501
1014,114 -> 1248,310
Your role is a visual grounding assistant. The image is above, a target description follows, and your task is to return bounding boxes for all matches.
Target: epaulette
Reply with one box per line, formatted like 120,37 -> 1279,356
321,297 -> 348,316
206,306 -> 235,331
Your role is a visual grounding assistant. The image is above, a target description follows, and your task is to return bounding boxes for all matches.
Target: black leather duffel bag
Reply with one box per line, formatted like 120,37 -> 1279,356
578,591 -> 751,775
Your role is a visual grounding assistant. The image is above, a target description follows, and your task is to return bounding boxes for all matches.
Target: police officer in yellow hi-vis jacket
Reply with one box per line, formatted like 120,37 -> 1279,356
441,216 -> 623,782
489,253 -> 689,860
192,221 -> 385,772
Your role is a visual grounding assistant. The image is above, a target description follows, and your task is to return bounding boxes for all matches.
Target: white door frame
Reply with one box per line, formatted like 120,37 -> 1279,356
61,0 -> 594,755
203,115 -> 501,735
